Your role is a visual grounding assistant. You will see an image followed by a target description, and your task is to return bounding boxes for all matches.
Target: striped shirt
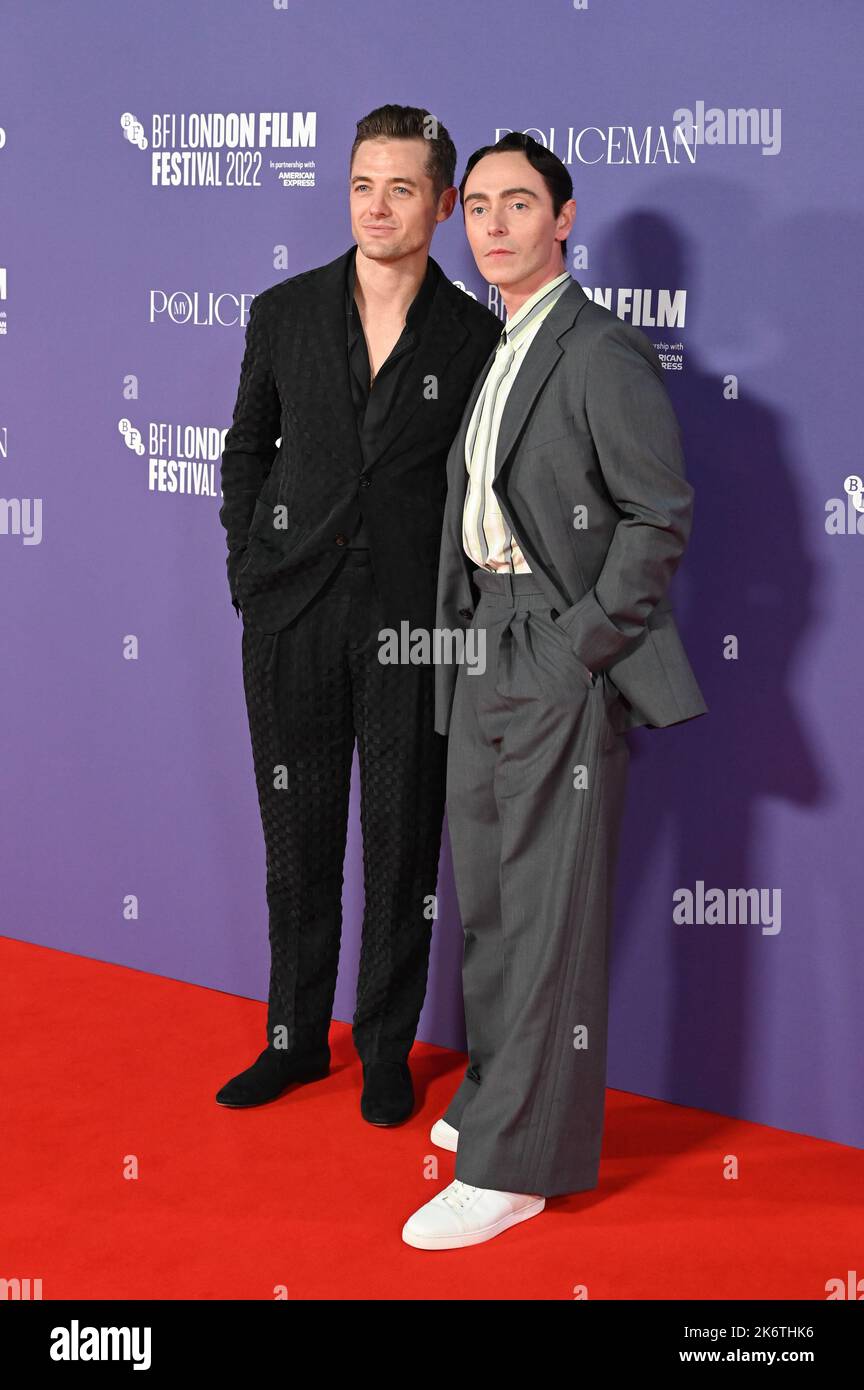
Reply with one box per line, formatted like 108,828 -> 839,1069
462,270 -> 572,573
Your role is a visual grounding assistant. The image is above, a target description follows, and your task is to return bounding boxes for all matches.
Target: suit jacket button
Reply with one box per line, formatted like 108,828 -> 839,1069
335,533 -> 348,545
458,607 -> 473,619
359,477 -> 371,488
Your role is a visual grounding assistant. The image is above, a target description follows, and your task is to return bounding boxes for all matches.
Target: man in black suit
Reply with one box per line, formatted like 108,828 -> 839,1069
216,105 -> 501,1122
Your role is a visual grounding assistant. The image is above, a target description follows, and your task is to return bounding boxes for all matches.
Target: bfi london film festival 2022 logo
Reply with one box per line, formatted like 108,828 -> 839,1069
120,108 -> 316,188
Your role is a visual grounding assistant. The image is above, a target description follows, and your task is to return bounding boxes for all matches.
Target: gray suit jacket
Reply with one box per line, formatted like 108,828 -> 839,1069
434,276 -> 709,735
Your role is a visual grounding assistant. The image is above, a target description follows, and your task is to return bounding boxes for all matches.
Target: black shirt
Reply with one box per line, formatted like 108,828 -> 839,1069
344,245 -> 440,547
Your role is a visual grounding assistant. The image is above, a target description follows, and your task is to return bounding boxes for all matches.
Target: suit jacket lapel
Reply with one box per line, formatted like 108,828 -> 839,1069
492,278 -> 592,482
290,247 -> 486,475
443,328 -> 503,595
291,248 -> 365,472
365,262 -> 471,469
444,328 -> 500,507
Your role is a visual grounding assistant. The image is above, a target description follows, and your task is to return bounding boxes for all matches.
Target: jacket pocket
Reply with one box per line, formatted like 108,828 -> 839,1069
242,496 -> 308,574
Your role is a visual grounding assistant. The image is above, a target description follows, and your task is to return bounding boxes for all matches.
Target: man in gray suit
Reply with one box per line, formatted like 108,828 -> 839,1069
402,133 -> 708,1250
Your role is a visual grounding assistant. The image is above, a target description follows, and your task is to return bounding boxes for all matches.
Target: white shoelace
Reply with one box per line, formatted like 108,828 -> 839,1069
440,1180 -> 480,1212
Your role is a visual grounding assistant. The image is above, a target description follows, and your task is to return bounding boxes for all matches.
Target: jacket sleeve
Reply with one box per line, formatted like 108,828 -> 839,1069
552,321 -> 694,672
218,292 -> 281,614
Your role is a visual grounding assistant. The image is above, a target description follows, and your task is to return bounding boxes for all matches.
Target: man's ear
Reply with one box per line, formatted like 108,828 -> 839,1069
436,186 -> 459,223
558,197 -> 577,240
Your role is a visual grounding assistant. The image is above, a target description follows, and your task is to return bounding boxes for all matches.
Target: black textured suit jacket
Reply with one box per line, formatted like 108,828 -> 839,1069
218,245 -> 503,634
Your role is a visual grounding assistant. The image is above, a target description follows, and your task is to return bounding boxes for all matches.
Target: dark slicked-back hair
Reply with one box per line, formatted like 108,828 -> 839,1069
458,131 -> 573,261
350,104 -> 457,201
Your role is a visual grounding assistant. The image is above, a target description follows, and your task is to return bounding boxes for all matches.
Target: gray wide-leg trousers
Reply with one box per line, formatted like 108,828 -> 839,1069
443,567 -> 631,1198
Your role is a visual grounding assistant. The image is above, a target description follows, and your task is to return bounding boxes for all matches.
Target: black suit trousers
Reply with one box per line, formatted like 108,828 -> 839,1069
239,550 -> 447,1063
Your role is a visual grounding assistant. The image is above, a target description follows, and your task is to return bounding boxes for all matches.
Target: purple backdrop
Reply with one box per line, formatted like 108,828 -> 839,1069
3,0 -> 862,1149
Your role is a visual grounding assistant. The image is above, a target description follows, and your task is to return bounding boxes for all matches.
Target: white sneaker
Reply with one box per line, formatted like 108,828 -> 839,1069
402,1180 -> 545,1249
430,1117 -> 459,1152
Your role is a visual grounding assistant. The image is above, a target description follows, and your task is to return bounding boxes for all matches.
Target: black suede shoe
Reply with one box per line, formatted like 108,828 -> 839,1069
360,1060 -> 414,1126
216,1045 -> 330,1108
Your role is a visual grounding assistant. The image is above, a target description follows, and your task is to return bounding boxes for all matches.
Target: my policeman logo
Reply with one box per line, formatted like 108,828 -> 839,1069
500,103 -> 780,165
496,123 -> 697,166
824,477 -> 864,535
148,290 -> 253,326
50,1320 -> 151,1370
121,110 -> 317,188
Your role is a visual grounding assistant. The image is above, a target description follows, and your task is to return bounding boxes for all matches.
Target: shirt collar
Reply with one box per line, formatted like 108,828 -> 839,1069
345,244 -> 438,335
502,269 -> 572,346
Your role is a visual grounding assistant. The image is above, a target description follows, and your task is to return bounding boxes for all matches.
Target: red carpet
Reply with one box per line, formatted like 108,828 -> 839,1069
2,935 -> 861,1300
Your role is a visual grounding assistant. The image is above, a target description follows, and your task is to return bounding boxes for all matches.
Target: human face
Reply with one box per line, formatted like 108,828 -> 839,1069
349,137 -> 456,263
462,150 -> 575,297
